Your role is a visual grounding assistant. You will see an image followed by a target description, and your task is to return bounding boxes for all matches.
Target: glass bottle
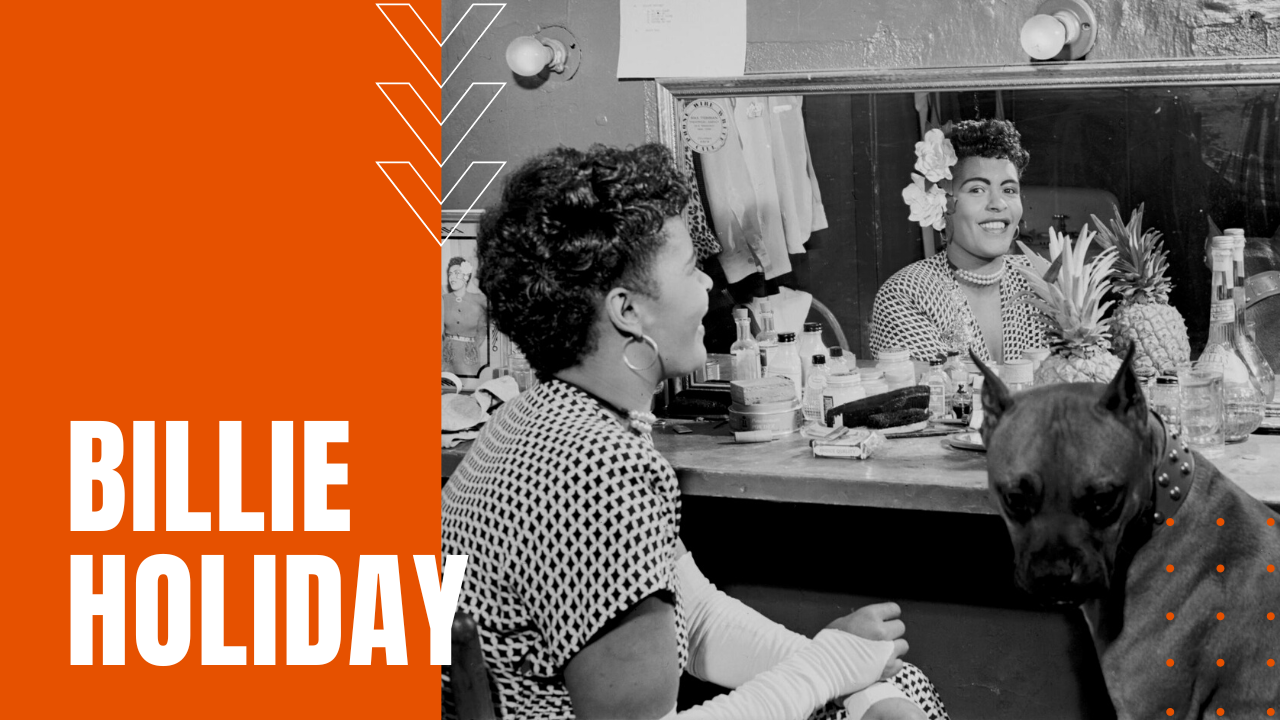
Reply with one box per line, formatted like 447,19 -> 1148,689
826,347 -> 852,376
730,307 -> 761,382
766,332 -> 803,402
924,356 -> 951,419
755,300 -> 779,372
798,322 -> 827,390
1201,236 -> 1265,441
1229,231 -> 1274,402
942,350 -> 966,396
507,344 -> 536,393
951,379 -> 973,423
802,355 -> 832,425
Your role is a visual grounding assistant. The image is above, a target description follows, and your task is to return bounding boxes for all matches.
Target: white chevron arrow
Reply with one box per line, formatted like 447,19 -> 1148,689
377,2 -> 505,88
376,81 -> 504,167
377,161 -> 505,244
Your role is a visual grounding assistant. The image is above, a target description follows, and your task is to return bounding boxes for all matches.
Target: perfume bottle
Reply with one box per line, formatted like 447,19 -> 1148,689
730,308 -> 761,381
1202,236 -> 1265,441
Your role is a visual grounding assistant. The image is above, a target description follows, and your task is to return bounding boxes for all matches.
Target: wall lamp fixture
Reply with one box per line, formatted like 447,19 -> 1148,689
1020,0 -> 1097,61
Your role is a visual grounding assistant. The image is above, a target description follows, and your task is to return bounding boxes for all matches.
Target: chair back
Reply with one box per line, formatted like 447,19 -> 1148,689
450,612 -> 497,720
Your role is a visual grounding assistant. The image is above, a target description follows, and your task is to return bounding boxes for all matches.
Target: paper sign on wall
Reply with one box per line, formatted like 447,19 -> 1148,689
617,0 -> 746,79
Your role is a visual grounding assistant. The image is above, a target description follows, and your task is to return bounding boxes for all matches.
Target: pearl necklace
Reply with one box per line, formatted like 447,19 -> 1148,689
953,259 -> 1005,286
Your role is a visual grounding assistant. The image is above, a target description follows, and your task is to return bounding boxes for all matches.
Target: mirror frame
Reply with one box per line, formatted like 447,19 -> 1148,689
652,57 -> 1280,150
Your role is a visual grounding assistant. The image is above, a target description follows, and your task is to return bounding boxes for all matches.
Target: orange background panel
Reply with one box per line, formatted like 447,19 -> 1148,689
4,1 -> 446,716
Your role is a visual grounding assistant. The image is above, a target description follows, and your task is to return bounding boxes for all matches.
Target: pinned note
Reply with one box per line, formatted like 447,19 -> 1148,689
617,0 -> 746,79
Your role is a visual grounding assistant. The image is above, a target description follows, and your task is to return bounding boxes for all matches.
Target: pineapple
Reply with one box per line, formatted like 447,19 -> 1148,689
1016,225 -> 1123,384
1089,204 -> 1191,378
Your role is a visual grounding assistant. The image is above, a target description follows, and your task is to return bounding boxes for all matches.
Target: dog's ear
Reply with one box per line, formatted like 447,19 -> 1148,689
971,350 -> 1013,444
1099,343 -> 1148,429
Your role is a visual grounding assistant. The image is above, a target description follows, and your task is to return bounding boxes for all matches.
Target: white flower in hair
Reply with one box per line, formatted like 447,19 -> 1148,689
458,261 -> 474,275
902,173 -> 948,231
913,128 -> 957,183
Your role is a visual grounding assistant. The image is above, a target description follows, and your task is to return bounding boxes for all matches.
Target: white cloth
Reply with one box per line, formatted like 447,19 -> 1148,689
675,553 -> 903,720
677,628 -> 894,719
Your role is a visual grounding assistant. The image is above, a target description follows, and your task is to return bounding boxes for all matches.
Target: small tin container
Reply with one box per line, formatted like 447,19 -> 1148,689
727,399 -> 804,435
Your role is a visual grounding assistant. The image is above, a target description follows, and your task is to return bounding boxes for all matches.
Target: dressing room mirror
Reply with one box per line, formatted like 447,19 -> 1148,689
657,60 -> 1280,366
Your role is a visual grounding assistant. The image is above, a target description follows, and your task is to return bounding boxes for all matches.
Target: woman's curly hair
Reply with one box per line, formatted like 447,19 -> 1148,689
949,118 -> 1030,175
477,143 -> 690,379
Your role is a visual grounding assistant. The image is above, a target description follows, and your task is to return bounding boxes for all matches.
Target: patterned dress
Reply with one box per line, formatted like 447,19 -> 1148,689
442,379 -> 689,719
869,252 -> 1048,363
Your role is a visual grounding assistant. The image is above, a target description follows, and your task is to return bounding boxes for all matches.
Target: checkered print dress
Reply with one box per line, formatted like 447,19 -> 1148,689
869,253 -> 1048,363
442,379 -> 688,719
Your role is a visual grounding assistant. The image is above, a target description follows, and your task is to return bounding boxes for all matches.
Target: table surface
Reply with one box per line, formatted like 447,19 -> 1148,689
443,423 -> 1280,515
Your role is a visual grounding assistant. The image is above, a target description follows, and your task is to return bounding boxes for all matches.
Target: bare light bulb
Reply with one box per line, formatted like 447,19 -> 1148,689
1021,14 -> 1067,60
506,36 -> 553,76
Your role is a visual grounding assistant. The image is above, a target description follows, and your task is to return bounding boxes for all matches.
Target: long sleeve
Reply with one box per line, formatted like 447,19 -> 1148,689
676,553 -> 911,720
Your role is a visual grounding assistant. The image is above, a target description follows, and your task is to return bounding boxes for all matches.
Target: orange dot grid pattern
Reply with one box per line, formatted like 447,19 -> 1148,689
1161,502 -> 1280,713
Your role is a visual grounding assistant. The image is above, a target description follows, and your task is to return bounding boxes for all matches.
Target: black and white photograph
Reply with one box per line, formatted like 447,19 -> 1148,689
438,2 -> 1280,718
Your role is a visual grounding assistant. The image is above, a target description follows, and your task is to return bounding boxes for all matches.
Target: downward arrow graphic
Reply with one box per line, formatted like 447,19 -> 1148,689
377,161 -> 505,244
377,81 -> 504,167
377,3 -> 505,88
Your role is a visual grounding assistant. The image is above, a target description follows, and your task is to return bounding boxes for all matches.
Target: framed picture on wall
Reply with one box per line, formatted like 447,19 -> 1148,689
442,211 -> 509,390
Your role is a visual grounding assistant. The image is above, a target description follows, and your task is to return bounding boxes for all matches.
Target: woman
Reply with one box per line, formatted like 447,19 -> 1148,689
870,119 -> 1048,363
443,255 -> 489,377
442,143 -> 947,719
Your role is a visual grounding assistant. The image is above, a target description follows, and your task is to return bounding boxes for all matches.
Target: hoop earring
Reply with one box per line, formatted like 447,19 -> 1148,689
622,334 -> 661,373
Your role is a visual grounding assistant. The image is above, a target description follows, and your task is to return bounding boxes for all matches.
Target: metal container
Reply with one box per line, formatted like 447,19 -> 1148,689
727,399 -> 804,434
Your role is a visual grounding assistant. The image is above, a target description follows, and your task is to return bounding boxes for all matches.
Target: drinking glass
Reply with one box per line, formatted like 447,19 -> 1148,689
1176,360 -> 1224,458
1147,375 -> 1181,430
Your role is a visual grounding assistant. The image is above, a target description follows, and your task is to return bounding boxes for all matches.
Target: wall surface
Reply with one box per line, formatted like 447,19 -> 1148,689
444,0 -> 1280,207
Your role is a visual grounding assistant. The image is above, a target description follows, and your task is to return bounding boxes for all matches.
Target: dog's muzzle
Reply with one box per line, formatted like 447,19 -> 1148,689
1019,546 -> 1109,607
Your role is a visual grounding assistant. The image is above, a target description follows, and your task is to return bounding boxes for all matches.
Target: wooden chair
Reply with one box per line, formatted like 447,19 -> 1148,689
450,612 -> 497,720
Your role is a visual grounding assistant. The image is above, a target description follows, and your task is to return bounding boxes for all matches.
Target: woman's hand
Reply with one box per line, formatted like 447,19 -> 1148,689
823,602 -> 908,679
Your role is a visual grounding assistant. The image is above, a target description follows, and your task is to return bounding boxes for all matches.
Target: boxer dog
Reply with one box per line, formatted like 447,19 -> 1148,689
973,346 -> 1279,717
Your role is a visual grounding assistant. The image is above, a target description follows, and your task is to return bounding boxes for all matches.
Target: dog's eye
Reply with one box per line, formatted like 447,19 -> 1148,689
1001,481 -> 1040,522
1080,487 -> 1125,523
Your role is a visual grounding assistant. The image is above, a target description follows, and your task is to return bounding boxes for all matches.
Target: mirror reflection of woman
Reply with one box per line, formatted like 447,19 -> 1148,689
871,119 -> 1048,363
443,256 -> 489,377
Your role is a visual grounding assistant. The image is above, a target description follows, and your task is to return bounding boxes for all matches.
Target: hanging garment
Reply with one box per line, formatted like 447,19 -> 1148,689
682,142 -> 722,262
698,98 -> 781,283
699,97 -> 829,282
767,96 -> 827,254
732,97 -> 792,278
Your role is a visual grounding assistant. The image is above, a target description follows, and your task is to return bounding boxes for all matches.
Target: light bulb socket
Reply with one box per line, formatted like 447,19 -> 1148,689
1025,0 -> 1097,61
541,38 -> 568,73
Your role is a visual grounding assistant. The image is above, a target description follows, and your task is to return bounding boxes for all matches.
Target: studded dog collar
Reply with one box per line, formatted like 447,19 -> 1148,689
1150,412 -> 1196,526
